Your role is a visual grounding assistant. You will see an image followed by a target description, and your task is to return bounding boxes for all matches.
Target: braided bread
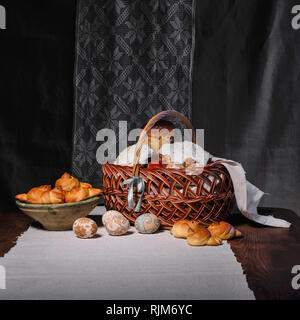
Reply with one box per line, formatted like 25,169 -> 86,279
170,220 -> 242,247
170,220 -> 202,238
187,228 -> 223,246
208,221 -> 242,240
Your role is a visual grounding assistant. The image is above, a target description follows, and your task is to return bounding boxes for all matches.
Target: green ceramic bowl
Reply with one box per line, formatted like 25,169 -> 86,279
16,196 -> 101,231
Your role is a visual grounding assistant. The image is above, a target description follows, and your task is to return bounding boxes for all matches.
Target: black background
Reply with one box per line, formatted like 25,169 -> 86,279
0,0 -> 299,216
0,0 -> 76,210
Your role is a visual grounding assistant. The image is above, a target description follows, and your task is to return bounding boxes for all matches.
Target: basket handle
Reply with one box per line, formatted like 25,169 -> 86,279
132,110 -> 196,176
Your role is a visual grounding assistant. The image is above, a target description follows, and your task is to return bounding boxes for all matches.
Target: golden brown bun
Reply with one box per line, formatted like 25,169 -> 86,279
55,172 -> 80,192
39,187 -> 65,204
16,185 -> 64,204
65,186 -> 102,203
187,228 -> 223,246
23,185 -> 51,203
206,236 -> 223,246
80,182 -> 92,189
170,220 -> 201,238
142,120 -> 175,154
186,227 -> 210,246
208,221 -> 242,240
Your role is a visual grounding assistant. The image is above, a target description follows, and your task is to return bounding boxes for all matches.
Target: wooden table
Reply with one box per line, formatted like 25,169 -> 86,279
0,208 -> 300,300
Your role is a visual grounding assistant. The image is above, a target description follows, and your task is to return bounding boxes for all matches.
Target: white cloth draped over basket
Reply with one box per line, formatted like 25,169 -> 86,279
210,156 -> 291,228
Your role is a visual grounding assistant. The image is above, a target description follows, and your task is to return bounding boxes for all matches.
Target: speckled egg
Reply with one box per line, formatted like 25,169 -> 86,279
102,210 -> 124,226
135,213 -> 160,234
103,210 -> 130,236
73,217 -> 98,239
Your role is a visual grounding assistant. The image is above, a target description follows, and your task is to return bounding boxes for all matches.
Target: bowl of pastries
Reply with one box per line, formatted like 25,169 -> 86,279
15,173 -> 103,231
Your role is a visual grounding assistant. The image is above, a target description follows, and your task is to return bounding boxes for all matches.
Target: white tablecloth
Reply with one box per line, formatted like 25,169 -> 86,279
0,207 -> 254,300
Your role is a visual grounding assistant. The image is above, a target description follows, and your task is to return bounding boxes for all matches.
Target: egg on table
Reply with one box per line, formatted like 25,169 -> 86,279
102,210 -> 122,227
73,217 -> 98,239
135,213 -> 160,234
103,210 -> 130,236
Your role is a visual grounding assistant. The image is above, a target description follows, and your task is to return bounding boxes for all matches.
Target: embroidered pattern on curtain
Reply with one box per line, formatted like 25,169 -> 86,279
72,0 -> 195,186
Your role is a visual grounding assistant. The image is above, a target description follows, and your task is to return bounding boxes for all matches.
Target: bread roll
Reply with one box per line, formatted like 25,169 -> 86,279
187,228 -> 223,246
65,186 -> 102,203
26,185 -> 52,203
170,220 -> 201,238
208,221 -> 242,240
40,187 -> 65,204
80,182 -> 92,189
186,227 -> 210,246
15,185 -> 65,204
55,172 -> 80,192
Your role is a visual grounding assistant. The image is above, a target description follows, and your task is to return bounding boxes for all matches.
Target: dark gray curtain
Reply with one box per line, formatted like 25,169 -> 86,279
192,0 -> 300,215
72,0 -> 195,187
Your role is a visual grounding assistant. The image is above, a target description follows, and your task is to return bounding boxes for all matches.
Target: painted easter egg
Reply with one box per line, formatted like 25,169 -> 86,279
73,217 -> 98,239
102,210 -> 122,226
103,210 -> 130,236
135,213 -> 160,234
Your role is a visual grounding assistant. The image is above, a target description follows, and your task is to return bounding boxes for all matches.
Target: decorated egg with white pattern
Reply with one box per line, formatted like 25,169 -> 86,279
73,217 -> 98,239
102,210 -> 123,226
135,213 -> 160,234
103,210 -> 130,236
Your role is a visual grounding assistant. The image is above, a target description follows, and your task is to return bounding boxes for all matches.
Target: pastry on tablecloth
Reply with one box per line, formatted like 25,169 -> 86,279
187,228 -> 223,246
170,219 -> 202,238
170,220 -> 243,247
208,221 -> 242,240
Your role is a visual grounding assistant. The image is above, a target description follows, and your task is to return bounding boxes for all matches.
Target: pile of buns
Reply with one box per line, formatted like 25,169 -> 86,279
114,120 -> 209,169
170,220 -> 242,246
15,173 -> 102,204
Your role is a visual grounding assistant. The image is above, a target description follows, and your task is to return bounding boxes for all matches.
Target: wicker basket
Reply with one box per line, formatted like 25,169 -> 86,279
102,110 -> 233,228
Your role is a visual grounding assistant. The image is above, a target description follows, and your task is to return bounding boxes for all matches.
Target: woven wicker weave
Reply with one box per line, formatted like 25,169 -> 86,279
102,111 -> 233,228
